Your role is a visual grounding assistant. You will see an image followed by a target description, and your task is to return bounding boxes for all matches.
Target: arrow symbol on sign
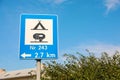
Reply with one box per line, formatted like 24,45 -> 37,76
21,53 -> 31,58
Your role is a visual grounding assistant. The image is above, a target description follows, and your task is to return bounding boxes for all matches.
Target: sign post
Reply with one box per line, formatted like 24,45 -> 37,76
20,14 -> 58,80
36,59 -> 41,80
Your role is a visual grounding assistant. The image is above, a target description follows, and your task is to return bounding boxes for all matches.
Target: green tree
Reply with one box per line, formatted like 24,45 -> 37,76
42,51 -> 120,80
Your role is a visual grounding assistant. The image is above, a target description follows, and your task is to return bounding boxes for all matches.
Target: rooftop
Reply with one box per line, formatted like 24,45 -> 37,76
0,68 -> 36,79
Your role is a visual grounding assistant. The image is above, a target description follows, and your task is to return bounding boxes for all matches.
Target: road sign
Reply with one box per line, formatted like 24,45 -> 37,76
19,14 -> 58,59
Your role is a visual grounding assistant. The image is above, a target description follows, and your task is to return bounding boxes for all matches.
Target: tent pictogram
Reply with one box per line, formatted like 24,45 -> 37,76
31,21 -> 48,30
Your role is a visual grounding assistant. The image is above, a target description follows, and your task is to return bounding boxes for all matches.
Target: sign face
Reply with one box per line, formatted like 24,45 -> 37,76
20,14 -> 58,59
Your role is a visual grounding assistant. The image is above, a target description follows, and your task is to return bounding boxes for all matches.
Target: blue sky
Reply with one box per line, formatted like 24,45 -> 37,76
0,0 -> 120,71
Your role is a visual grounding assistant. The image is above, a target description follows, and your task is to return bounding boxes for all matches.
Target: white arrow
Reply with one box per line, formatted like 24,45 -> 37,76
21,53 -> 31,58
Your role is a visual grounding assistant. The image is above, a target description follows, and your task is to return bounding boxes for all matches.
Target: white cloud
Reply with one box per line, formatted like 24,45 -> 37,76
60,43 -> 120,57
57,43 -> 120,63
104,0 -> 120,13
78,44 -> 120,56
40,0 -> 67,5
54,0 -> 67,4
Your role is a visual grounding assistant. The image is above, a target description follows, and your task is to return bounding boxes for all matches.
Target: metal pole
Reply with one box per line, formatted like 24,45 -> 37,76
36,59 -> 41,80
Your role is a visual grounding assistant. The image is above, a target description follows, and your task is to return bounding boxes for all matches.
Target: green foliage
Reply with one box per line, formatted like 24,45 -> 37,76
42,51 -> 120,80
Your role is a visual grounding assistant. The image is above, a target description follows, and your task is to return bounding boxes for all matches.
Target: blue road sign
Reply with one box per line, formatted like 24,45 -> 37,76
19,14 -> 58,59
